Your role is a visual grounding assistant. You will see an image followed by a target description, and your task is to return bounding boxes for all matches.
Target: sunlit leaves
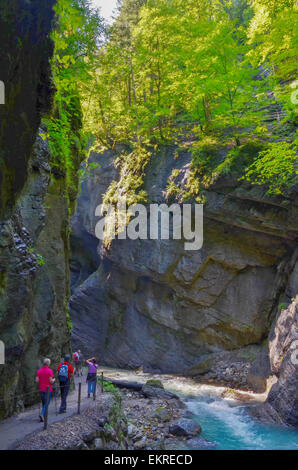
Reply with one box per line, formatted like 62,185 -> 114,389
243,141 -> 298,194
46,0 -> 103,203
81,0 -> 297,197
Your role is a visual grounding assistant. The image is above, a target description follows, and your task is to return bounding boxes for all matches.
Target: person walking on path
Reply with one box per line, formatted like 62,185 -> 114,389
86,357 -> 98,398
36,358 -> 56,422
73,350 -> 83,376
57,354 -> 73,414
77,350 -> 83,376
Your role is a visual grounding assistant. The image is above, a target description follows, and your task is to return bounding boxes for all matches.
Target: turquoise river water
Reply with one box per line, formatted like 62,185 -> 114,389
185,394 -> 298,450
102,367 -> 298,450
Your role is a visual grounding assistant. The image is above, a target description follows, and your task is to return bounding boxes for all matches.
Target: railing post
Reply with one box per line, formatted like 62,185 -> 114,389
44,386 -> 50,430
101,372 -> 104,393
77,382 -> 81,414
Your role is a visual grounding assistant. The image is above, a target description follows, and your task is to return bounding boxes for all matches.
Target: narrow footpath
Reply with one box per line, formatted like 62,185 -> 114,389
0,375 -> 96,450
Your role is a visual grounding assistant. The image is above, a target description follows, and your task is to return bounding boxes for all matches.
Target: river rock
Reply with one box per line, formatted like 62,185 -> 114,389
169,418 -> 202,437
145,379 -> 164,389
82,431 -> 97,443
247,347 -> 271,393
94,438 -> 104,450
221,389 -> 255,402
155,408 -> 172,423
163,439 -> 188,450
186,437 -> 217,450
134,436 -> 147,449
98,416 -> 108,428
71,440 -> 88,450
142,385 -> 178,400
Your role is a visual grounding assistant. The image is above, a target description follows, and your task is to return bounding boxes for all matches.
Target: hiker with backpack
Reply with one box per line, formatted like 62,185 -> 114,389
57,354 -> 74,414
36,358 -> 56,422
86,357 -> 98,398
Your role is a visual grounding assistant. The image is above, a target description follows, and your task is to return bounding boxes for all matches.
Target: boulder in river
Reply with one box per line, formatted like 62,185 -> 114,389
169,418 -> 202,437
142,384 -> 179,400
145,379 -> 164,389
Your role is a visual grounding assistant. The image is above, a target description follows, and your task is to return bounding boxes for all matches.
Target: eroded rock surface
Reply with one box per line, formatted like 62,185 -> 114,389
169,418 -> 202,437
70,148 -> 297,392
0,1 -> 76,418
251,296 -> 298,427
0,135 -> 74,418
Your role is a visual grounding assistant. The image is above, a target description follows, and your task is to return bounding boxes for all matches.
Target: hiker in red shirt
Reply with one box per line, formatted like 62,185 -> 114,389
57,354 -> 74,414
36,358 -> 55,422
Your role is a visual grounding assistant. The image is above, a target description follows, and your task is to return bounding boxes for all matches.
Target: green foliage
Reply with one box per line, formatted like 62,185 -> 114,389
29,248 -> 45,267
168,137 -> 266,201
102,380 -> 118,393
78,161 -> 101,183
65,302 -> 73,332
101,145 -> 150,247
81,0 -> 296,201
243,141 -> 297,194
36,254 -> 45,267
248,0 -> 297,80
278,302 -> 289,311
191,136 -> 222,172
214,140 -> 265,177
103,146 -> 150,207
247,1 -> 298,126
102,381 -> 127,447
46,0 -> 297,207
88,0 -> 271,149
45,0 -> 102,205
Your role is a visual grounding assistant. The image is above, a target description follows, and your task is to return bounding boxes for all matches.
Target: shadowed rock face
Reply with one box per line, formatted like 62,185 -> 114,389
70,147 -> 298,394
0,136 -> 74,418
0,0 -> 56,217
252,296 -> 298,427
0,1 -> 74,418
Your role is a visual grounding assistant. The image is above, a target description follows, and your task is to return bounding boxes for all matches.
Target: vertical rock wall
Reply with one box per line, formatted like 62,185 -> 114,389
0,0 -> 75,418
70,148 -> 297,400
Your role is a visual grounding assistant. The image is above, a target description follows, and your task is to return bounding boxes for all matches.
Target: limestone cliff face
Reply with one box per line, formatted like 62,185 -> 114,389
0,1 -> 74,418
252,296 -> 298,427
0,0 -> 56,217
0,135 -> 73,418
70,147 -> 298,395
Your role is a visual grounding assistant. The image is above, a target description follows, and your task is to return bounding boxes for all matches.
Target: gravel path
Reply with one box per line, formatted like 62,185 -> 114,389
0,376 -> 100,450
14,395 -> 113,450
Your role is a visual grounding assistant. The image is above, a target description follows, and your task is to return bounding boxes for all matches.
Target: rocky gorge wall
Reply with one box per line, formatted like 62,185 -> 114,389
252,295 -> 298,427
70,146 -> 298,415
0,0 -> 75,418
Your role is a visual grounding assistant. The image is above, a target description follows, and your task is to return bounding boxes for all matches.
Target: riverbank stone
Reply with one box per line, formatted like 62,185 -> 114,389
169,418 -> 202,437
